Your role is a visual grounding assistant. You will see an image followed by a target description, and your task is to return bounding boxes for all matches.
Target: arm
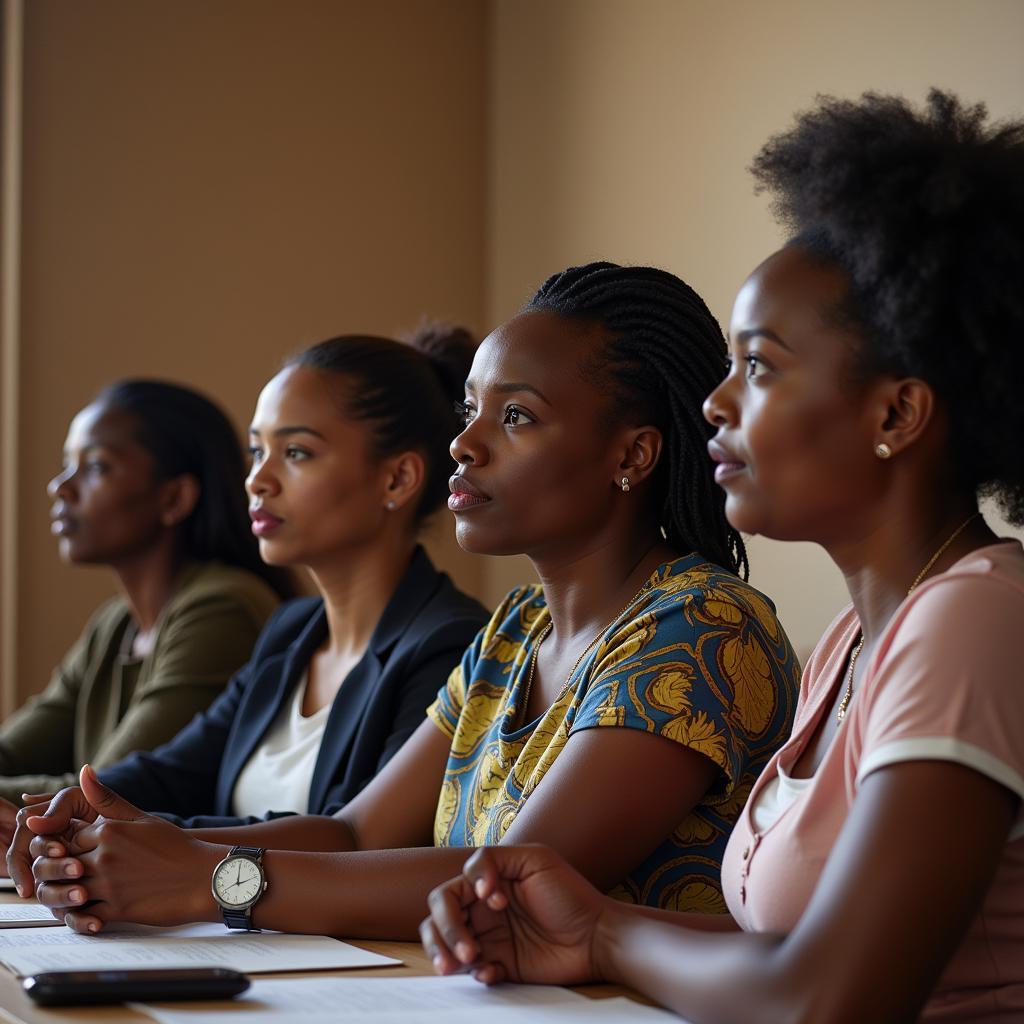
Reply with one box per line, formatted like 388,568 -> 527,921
425,761 -> 1016,1024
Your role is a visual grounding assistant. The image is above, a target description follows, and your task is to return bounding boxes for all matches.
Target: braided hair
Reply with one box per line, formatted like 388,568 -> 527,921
527,262 -> 747,578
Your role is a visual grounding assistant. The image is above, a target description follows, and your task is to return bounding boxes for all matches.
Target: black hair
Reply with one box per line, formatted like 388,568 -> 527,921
287,325 -> 477,522
95,379 -> 294,599
751,88 -> 1024,525
526,262 -> 747,578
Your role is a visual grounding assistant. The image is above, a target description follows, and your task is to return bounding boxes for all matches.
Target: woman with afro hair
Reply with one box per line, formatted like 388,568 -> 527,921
422,89 -> 1024,1023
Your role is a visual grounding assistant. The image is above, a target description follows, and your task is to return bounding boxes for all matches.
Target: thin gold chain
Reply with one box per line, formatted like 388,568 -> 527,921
522,579 -> 654,712
836,512 -> 980,725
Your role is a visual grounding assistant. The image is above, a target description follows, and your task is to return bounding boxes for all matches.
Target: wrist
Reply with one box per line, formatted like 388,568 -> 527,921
192,842 -> 233,923
591,896 -> 631,985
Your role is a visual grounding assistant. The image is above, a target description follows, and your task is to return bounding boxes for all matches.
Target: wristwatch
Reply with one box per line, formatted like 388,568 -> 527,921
211,846 -> 267,931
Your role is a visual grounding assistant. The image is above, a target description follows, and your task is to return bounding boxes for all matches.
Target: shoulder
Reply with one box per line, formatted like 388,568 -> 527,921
75,594 -> 132,649
163,563 -> 281,623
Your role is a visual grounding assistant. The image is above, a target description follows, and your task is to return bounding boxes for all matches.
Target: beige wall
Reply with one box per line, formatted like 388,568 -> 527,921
4,0 -> 489,708
485,0 -> 1024,656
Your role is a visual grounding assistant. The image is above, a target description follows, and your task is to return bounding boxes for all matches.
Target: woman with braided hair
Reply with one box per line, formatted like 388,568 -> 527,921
422,91 -> 1024,1022
14,263 -> 798,938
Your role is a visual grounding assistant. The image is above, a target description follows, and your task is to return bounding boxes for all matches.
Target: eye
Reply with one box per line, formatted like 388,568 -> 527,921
503,404 -> 534,426
84,459 -> 109,476
284,445 -> 310,461
744,354 -> 770,380
248,445 -> 264,465
454,399 -> 476,425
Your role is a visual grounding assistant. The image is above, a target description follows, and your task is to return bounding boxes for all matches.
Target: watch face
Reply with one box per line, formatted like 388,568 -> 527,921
212,856 -> 263,908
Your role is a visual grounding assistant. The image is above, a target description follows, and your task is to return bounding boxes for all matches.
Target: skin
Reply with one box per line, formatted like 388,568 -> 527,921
13,312 -> 721,939
0,404 -> 199,870
419,247 -> 1018,1024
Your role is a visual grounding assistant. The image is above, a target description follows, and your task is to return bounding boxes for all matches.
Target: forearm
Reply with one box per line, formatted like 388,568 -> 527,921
596,902 -> 802,1024
186,814 -> 357,852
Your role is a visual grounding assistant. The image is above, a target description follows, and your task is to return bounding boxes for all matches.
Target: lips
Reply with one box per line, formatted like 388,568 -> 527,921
50,507 -> 76,536
707,439 -> 747,484
249,507 -> 284,537
448,474 -> 491,512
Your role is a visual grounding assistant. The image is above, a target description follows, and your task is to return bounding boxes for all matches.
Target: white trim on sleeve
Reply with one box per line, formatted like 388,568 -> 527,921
858,737 -> 1024,841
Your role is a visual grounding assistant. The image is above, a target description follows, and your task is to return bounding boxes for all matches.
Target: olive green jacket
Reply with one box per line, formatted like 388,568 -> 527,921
0,563 -> 279,802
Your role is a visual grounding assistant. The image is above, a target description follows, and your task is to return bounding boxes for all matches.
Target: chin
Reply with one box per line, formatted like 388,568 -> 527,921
454,522 -> 523,557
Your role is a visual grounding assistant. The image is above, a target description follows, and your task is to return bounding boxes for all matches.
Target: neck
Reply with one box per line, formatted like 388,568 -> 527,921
828,496 -> 995,642
113,542 -> 189,632
307,536 -> 418,658
531,529 -> 675,645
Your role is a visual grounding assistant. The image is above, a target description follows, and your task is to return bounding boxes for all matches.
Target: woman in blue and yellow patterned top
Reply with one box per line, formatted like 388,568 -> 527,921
22,263 -> 799,939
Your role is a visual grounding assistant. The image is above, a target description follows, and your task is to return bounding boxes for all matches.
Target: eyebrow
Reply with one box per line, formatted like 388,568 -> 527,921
248,425 -> 327,440
733,328 -> 792,352
464,381 -> 551,405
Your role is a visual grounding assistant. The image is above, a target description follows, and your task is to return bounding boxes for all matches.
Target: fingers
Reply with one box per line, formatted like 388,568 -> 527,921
419,915 -> 464,976
8,798 -> 58,897
24,787 -> 95,836
61,911 -> 105,935
31,850 -> 83,884
79,764 -> 144,822
462,847 -> 509,911
426,873 -> 485,967
20,793 -> 56,805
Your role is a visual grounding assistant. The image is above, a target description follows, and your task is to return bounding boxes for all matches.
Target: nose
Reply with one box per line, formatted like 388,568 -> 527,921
47,466 -> 75,501
703,372 -> 737,429
450,418 -> 488,467
245,455 -> 280,498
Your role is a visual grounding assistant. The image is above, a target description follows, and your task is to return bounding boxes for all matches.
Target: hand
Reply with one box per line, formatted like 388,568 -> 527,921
420,844 -> 610,986
29,764 -> 224,934
6,790 -> 86,892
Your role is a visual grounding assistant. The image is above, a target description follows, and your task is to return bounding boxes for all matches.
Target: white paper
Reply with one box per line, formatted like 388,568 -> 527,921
0,903 -> 64,927
0,876 -> 18,891
135,976 -> 684,1024
0,921 -> 400,977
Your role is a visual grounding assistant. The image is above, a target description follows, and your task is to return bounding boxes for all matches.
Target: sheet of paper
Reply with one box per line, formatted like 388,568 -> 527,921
0,903 -> 64,928
135,976 -> 683,1023
0,921 -> 400,977
0,876 -> 18,891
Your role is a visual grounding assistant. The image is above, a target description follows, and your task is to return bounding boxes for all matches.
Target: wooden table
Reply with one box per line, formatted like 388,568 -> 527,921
0,891 -> 638,1023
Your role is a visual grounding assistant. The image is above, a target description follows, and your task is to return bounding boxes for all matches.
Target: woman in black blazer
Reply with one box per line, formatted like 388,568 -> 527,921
95,327 -> 489,828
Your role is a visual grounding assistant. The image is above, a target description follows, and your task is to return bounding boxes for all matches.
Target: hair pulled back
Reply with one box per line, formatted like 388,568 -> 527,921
287,325 -> 477,522
96,379 -> 293,598
751,88 -> 1024,524
527,262 -> 747,578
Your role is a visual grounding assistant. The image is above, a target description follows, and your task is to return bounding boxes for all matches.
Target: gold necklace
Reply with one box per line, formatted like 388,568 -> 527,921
836,511 -> 980,725
522,578 -> 654,712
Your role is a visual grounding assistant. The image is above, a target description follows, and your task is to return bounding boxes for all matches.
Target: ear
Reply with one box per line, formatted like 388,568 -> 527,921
381,451 -> 426,512
614,425 -> 663,491
158,474 -> 200,528
872,377 -> 937,459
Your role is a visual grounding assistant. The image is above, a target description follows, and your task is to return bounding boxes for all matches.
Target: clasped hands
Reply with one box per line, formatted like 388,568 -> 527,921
5,764 -> 221,933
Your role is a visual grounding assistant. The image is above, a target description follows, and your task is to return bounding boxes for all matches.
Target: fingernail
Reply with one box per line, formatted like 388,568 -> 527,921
69,888 -> 83,903
455,940 -> 474,963
64,860 -> 81,878
88,922 -> 99,933
474,879 -> 487,897
46,844 -> 62,857
432,955 -> 443,971
14,885 -> 24,898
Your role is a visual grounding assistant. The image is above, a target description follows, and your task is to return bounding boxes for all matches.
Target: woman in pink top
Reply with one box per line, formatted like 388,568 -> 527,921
420,89 -> 1024,1022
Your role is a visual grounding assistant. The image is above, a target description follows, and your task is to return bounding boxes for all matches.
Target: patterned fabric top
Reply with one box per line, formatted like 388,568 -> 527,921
428,552 -> 800,912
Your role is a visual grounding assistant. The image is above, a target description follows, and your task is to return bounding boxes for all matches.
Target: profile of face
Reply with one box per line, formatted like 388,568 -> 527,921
47,403 -> 173,565
449,311 -> 640,559
246,365 -> 399,568
703,246 -> 883,543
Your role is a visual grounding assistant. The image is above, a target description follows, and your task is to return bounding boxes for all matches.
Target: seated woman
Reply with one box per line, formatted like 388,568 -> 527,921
49,327 -> 489,829
420,91 -> 1024,1023
14,263 -> 799,938
0,380 -> 288,861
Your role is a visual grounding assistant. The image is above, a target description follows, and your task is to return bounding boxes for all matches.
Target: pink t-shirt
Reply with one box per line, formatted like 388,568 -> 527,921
722,540 -> 1024,1022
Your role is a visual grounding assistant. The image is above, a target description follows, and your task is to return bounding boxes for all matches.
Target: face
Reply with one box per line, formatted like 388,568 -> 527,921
47,404 -> 170,565
246,365 -> 393,568
449,311 -> 634,560
703,246 -> 883,543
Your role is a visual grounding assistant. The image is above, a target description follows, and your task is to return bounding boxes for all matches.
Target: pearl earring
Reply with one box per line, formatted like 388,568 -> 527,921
386,500 -> 397,510
875,443 -> 892,460
621,477 -> 630,492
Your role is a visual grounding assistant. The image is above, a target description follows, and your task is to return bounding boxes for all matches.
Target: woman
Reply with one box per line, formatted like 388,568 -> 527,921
420,91 -> 1024,1023
20,327 -> 490,832
0,380 -> 287,860
14,264 -> 799,936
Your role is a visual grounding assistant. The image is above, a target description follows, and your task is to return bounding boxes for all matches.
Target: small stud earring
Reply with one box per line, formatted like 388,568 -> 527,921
874,443 -> 892,460
386,500 -> 397,510
621,477 -> 630,492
